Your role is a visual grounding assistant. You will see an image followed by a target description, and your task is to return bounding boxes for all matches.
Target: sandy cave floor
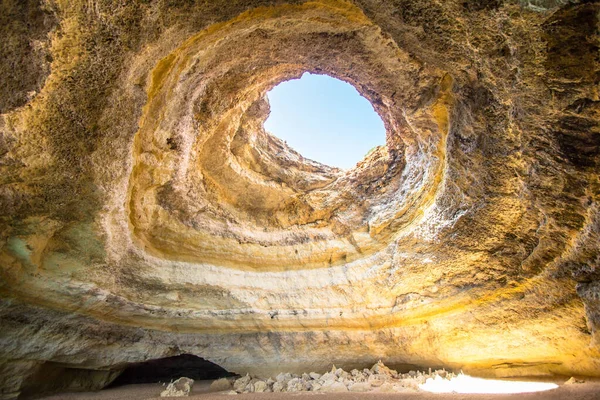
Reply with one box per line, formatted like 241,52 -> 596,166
39,380 -> 600,400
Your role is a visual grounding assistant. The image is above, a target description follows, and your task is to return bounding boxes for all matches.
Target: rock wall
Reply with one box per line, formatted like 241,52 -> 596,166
0,0 -> 598,398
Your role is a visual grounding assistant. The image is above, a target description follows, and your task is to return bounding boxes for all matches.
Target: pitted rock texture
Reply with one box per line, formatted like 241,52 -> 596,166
0,0 -> 599,398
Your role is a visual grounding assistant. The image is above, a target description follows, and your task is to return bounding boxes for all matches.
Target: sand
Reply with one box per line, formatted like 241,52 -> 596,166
39,379 -> 600,400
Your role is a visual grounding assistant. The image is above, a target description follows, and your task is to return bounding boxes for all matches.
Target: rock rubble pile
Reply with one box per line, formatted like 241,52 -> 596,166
216,361 -> 455,394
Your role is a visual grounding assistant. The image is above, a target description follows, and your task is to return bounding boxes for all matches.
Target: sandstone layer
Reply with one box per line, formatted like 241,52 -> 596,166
0,0 -> 599,399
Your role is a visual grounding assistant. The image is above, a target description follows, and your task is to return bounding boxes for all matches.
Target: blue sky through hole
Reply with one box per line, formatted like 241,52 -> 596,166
264,73 -> 386,170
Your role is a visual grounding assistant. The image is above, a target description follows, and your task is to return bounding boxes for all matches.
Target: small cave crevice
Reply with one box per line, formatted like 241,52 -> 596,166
108,354 -> 234,387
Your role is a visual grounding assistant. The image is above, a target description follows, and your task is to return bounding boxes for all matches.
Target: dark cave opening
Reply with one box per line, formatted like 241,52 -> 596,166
108,354 -> 234,387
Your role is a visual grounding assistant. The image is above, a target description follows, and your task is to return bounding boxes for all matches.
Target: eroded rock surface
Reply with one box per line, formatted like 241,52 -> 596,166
0,0 -> 598,399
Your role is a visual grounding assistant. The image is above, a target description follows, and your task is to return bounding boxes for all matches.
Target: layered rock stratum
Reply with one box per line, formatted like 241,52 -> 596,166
0,0 -> 599,398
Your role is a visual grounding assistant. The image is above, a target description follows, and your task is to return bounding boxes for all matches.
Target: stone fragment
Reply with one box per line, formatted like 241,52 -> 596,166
286,378 -> 304,392
275,372 -> 292,383
319,381 -> 349,392
246,378 -> 264,392
160,377 -> 194,397
370,360 -> 397,377
309,372 -> 321,380
353,373 -> 367,382
320,372 -> 336,383
233,374 -> 251,392
254,380 -> 268,392
209,378 -> 232,392
264,377 -> 275,391
565,377 -> 585,384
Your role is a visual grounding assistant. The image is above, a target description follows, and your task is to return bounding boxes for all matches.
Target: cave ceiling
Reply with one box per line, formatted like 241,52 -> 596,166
0,0 -> 599,398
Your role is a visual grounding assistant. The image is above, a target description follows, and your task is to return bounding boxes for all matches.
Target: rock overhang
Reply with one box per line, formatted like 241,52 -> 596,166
0,0 -> 599,398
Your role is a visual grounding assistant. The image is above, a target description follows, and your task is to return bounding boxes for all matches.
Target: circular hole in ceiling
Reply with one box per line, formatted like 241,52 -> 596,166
264,72 -> 386,170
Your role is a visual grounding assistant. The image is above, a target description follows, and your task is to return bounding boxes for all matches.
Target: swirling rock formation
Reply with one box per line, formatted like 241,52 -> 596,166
0,0 -> 598,398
